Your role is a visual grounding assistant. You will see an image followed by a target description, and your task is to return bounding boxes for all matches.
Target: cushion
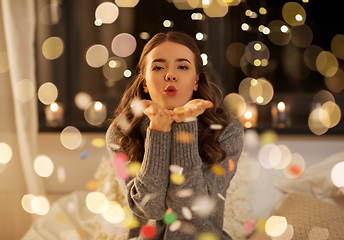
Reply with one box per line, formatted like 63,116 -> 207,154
248,192 -> 344,240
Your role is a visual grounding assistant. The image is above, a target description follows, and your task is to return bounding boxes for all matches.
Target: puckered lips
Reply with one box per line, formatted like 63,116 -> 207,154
164,85 -> 177,96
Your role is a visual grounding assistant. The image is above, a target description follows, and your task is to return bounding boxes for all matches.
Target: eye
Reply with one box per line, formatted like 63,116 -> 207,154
152,66 -> 163,71
178,65 -> 188,70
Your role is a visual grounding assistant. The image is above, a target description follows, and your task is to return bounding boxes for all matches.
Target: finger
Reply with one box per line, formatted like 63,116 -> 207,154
141,100 -> 153,109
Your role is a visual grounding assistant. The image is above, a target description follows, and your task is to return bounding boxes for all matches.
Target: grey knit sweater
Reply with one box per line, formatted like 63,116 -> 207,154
106,114 -> 244,240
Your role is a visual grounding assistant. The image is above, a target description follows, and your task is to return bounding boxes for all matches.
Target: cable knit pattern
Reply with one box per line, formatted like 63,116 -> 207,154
93,114 -> 245,240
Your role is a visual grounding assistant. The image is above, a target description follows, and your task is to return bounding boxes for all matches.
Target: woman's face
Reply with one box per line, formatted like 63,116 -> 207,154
143,41 -> 199,110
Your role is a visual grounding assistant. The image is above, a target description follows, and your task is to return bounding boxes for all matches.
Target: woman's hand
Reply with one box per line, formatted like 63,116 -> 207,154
141,100 -> 174,132
171,99 -> 214,123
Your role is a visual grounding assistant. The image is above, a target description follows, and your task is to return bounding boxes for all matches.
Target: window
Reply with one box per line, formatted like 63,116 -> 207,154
35,0 -> 344,135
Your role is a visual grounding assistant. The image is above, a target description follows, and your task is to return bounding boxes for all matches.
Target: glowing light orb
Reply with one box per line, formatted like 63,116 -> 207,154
60,126 -> 82,150
86,192 -> 108,213
38,82 -> 58,105
14,79 -> 35,103
223,93 -> 246,117
34,154 -> 54,177
42,37 -> 64,60
86,44 -> 109,68
282,2 -> 306,26
0,142 -> 12,164
102,201 -> 125,223
74,92 -> 92,110
111,33 -> 137,57
331,162 -> 344,188
84,101 -> 107,126
31,196 -> 50,215
95,2 -> 119,24
265,215 -> 288,237
115,0 -> 140,7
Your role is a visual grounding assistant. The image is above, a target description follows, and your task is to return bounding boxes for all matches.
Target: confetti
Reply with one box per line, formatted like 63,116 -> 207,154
163,208 -> 178,225
174,109 -> 185,114
169,220 -> 182,232
109,143 -> 120,150
92,138 -> 105,148
211,164 -> 225,176
111,153 -> 129,179
131,97 -> 145,117
257,218 -> 267,232
175,131 -> 193,143
217,193 -> 225,201
210,124 -> 223,130
243,218 -> 255,234
228,159 -> 235,171
122,206 -> 140,229
140,224 -> 157,239
80,150 -> 90,159
86,180 -> 99,191
197,231 -> 218,240
77,230 -> 85,238
176,189 -> 194,198
127,162 -> 141,176
56,213 -> 69,223
182,207 -> 193,220
191,195 -> 215,217
170,173 -> 185,185
169,164 -> 183,174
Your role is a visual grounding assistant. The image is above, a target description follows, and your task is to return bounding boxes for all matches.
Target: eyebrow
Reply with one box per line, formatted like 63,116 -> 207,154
152,58 -> 191,64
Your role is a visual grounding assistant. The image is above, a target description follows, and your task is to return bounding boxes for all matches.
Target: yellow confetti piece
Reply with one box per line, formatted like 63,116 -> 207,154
198,231 -> 218,240
212,164 -> 225,176
56,213 -> 69,223
174,109 -> 185,114
170,173 -> 185,185
122,208 -> 139,229
86,180 -> 99,190
228,159 -> 235,171
127,162 -> 141,176
175,132 -> 193,143
77,230 -> 85,238
257,218 -> 267,232
92,138 -> 105,148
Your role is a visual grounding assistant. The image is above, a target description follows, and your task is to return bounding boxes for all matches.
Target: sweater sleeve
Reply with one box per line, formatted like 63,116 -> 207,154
106,124 -> 172,220
165,115 -> 244,238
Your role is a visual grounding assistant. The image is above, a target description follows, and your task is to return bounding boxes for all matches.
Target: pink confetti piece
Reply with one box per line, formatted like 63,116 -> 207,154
111,153 -> 129,179
243,218 -> 255,234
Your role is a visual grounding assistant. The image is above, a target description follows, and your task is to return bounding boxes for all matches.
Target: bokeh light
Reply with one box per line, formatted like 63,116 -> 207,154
0,142 -> 12,164
38,82 -> 58,105
268,20 -> 291,46
316,51 -> 338,77
34,154 -> 54,178
203,0 -> 228,18
249,78 -> 274,105
102,201 -> 125,223
260,129 -> 278,146
226,42 -> 246,68
86,191 -> 108,213
308,227 -> 329,239
273,145 -> 292,170
21,194 -> 36,214
102,57 -> 127,81
173,0 -> 199,10
245,41 -> 270,66
331,34 -> 344,60
111,33 -> 137,57
85,44 -> 109,68
304,45 -> 323,71
259,144 -> 280,169
290,24 -> 313,48
197,231 -> 218,240
31,196 -> 50,215
14,79 -> 35,103
60,126 -> 82,150
265,215 -> 288,237
325,68 -> 344,93
331,162 -> 344,188
0,52 -> 10,73
84,101 -> 107,126
42,37 -> 64,60
223,93 -> 246,117
115,0 -> 140,7
283,153 -> 305,178
57,165 -> 66,183
282,2 -> 306,26
74,92 -> 92,110
95,2 -> 119,24
39,3 -> 62,25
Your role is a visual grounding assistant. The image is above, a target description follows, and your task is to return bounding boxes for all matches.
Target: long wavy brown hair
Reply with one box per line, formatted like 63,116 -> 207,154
112,31 -> 230,168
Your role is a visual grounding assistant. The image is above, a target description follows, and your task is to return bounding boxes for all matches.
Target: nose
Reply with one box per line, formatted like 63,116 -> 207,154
165,73 -> 177,81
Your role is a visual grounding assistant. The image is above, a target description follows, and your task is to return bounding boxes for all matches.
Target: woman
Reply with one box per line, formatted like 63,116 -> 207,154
106,31 -> 244,239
